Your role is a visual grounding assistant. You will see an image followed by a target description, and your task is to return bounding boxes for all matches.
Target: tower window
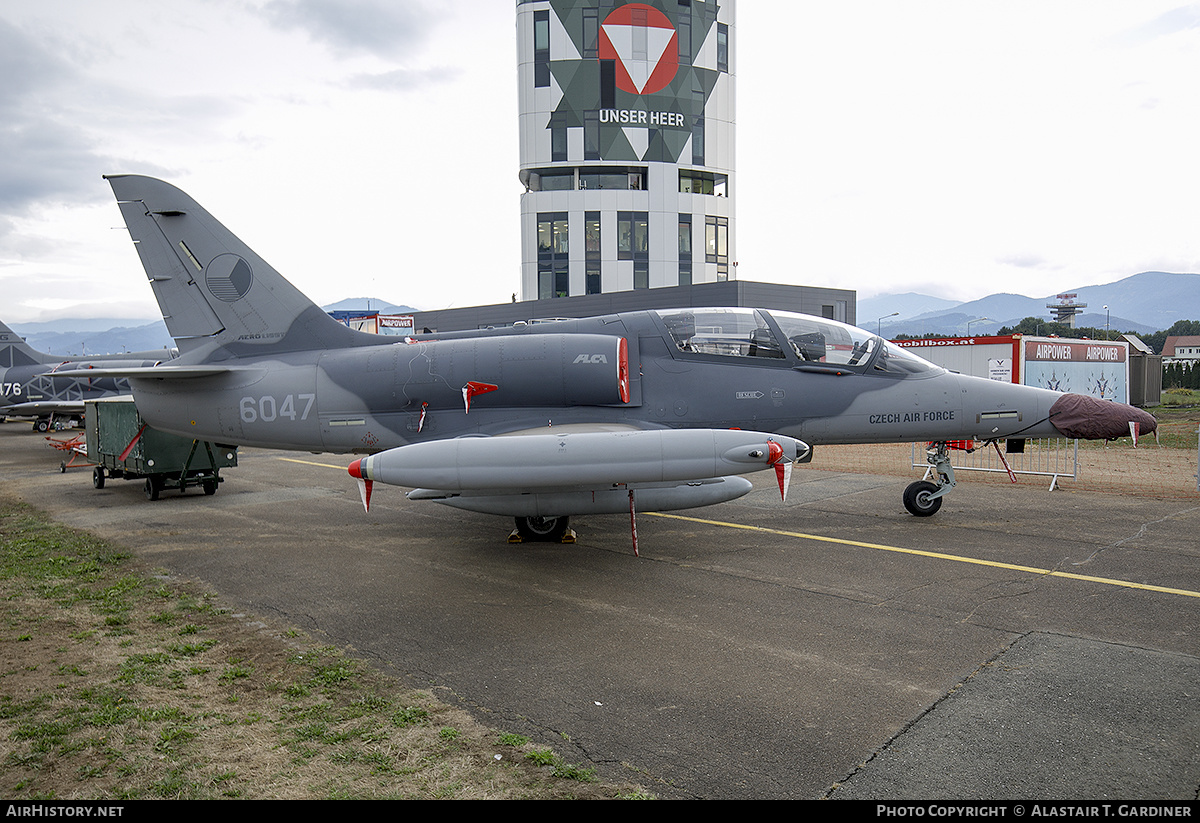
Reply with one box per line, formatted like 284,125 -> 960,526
534,11 -> 550,88
586,211 -> 602,294
691,89 -> 705,165
583,8 -> 598,59
705,216 -> 728,264
537,212 -> 569,298
618,212 -> 649,261
678,214 -> 693,286
679,170 -> 728,196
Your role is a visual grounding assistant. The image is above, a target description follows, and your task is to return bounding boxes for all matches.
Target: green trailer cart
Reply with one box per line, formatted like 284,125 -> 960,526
85,397 -> 238,500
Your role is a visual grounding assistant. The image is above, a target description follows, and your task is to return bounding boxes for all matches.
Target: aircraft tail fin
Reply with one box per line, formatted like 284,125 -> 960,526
0,320 -> 55,368
105,175 -> 366,357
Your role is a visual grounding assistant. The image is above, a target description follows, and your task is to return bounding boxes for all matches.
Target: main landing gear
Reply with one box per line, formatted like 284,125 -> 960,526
904,440 -> 957,517
509,515 -> 575,544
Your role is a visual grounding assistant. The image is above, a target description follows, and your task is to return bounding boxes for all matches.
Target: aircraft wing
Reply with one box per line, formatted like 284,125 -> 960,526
1,400 -> 85,417
48,365 -> 241,380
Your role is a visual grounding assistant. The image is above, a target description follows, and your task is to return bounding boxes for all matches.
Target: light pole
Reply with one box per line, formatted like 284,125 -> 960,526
967,317 -> 991,336
1104,305 -> 1110,340
877,312 -> 899,336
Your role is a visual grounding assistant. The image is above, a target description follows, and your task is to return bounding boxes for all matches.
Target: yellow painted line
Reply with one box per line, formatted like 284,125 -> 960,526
647,511 -> 1200,600
278,457 -> 347,470
273,456 -> 1198,599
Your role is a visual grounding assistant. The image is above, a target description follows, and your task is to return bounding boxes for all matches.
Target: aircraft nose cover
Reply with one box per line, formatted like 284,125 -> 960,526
1049,393 -> 1157,439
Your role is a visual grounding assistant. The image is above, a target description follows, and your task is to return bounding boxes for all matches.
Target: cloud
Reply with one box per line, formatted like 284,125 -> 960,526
996,253 -> 1057,271
345,66 -> 459,92
0,11 -> 260,225
0,20 -> 116,218
0,18 -> 65,107
1116,3 -> 1200,43
0,128 -> 114,212
260,0 -> 439,60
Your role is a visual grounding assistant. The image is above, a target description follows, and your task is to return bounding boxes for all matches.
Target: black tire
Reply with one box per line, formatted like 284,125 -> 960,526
903,481 -> 942,517
202,479 -> 217,496
144,477 -> 161,501
34,419 -> 49,433
514,516 -> 569,542
92,467 -> 105,489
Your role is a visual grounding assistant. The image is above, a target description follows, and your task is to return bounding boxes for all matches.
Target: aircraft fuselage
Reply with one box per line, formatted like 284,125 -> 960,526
124,308 -> 1066,453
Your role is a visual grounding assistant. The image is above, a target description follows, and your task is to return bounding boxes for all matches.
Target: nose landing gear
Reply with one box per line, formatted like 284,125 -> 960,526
903,440 -> 959,517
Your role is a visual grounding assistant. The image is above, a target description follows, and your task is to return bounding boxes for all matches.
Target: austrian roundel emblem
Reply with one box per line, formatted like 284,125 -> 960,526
205,253 -> 254,302
599,3 -> 679,96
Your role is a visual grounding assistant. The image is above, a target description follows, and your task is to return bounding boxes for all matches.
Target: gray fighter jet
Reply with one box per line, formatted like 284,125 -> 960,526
64,175 -> 1156,543
0,320 -> 171,431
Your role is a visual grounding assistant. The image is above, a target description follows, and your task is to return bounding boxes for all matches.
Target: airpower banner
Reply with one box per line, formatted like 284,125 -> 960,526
1022,338 -> 1129,403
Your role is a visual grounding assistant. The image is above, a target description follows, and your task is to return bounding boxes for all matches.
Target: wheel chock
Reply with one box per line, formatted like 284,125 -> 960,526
507,529 -> 577,544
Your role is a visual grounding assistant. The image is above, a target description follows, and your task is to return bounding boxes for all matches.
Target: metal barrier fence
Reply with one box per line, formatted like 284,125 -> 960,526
808,437 -> 1197,500
911,438 -> 1079,491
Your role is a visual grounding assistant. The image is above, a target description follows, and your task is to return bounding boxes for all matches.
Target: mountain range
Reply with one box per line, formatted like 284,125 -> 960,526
8,273 -> 1197,356
859,271 -> 1200,338
7,299 -> 416,357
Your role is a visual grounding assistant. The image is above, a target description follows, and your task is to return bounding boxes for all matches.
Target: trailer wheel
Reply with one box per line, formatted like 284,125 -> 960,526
92,468 -> 105,489
202,479 -> 217,496
144,477 -> 161,501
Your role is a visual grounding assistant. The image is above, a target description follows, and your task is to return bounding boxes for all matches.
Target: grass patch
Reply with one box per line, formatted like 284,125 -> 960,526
0,498 -> 651,799
1071,391 -> 1200,451
1150,390 -> 1200,449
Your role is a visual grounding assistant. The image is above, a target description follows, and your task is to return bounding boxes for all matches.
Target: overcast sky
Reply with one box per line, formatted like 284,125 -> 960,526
2,1 -> 1199,324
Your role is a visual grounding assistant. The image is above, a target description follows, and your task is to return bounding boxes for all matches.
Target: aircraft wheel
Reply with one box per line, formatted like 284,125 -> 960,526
93,468 -> 105,489
144,477 -> 161,501
514,515 -> 569,542
35,420 -> 49,433
903,481 -> 942,517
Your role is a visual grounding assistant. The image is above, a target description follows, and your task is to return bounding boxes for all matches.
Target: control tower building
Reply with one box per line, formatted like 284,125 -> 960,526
517,1 -> 735,300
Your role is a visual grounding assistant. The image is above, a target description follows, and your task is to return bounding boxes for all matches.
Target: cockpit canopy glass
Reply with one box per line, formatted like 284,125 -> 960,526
653,308 -> 943,376
768,310 -> 877,367
658,308 -> 785,359
872,340 -> 942,375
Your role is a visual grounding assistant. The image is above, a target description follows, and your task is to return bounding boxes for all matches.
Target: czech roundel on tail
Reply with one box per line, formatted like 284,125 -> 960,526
61,175 -> 1156,547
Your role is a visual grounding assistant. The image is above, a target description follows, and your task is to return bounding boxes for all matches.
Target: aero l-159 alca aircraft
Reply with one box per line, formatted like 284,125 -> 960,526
63,175 -> 1156,545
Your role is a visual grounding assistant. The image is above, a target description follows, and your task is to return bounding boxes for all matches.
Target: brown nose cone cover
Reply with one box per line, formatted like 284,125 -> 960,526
1049,393 -> 1157,440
